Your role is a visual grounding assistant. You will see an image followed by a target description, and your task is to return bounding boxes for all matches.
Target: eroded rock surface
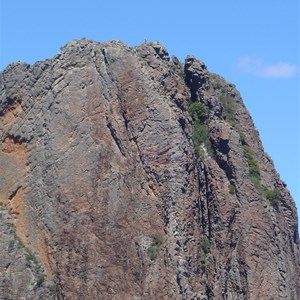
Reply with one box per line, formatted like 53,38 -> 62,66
0,39 -> 299,299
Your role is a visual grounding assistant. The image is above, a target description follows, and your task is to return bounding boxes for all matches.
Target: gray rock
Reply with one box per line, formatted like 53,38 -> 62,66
0,39 -> 299,300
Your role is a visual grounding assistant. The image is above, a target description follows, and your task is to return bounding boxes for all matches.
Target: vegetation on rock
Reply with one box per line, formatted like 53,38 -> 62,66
243,145 -> 260,186
189,102 -> 214,159
201,236 -> 210,255
201,236 -> 210,272
264,189 -> 280,207
147,235 -> 162,261
219,92 -> 237,127
0,40 -> 298,299
188,102 -> 207,122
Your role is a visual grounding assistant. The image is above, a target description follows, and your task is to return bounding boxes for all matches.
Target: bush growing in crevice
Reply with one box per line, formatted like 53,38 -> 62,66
201,236 -> 210,272
189,102 -> 214,159
243,145 -> 260,186
202,236 -> 210,254
201,253 -> 207,272
147,235 -> 162,261
192,122 -> 214,159
264,189 -> 280,207
188,102 -> 207,122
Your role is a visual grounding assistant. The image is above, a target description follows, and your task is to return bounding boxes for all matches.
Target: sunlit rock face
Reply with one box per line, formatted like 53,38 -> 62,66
0,39 -> 299,299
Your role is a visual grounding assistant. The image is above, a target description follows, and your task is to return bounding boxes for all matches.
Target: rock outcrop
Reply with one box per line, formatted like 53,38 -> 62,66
0,39 -> 299,299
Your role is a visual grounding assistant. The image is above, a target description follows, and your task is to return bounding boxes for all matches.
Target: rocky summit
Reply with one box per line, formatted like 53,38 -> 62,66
0,39 -> 299,300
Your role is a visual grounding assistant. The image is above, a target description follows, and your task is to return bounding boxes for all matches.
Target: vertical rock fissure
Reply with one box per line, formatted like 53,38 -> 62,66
197,162 -> 212,238
105,118 -> 126,157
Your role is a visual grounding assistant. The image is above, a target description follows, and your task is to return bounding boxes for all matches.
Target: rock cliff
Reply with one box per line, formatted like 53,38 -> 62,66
0,39 -> 299,300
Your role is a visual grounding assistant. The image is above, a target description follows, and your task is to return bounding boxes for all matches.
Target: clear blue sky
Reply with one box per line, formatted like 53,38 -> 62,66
1,1 -> 299,219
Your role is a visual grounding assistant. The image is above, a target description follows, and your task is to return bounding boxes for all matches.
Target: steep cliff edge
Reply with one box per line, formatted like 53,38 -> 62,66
0,39 -> 299,299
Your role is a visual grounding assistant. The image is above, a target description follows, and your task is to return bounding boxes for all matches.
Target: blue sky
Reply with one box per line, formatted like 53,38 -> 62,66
0,0 -> 299,219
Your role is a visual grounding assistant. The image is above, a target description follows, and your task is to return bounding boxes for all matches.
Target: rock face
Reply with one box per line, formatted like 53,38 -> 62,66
0,39 -> 299,299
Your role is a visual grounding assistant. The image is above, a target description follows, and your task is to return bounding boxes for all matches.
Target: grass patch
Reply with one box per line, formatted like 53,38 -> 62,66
242,146 -> 276,202
147,235 -> 162,261
219,94 -> 237,127
14,233 -> 40,267
238,131 -> 247,145
264,189 -> 280,207
14,233 -> 26,248
26,249 -> 39,265
243,145 -> 260,184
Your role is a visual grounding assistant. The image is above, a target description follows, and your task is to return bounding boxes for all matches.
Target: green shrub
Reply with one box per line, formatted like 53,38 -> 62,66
192,122 -> 208,152
201,236 -> 210,272
147,235 -> 162,261
243,145 -> 260,183
264,189 -> 280,207
188,102 -> 214,159
191,121 -> 214,159
188,102 -> 207,122
201,236 -> 210,254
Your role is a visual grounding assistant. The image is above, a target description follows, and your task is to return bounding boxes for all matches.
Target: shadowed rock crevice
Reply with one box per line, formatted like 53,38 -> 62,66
106,118 -> 126,157
0,39 -> 299,300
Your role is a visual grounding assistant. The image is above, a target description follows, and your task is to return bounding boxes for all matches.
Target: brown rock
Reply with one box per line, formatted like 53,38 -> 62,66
0,39 -> 299,299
